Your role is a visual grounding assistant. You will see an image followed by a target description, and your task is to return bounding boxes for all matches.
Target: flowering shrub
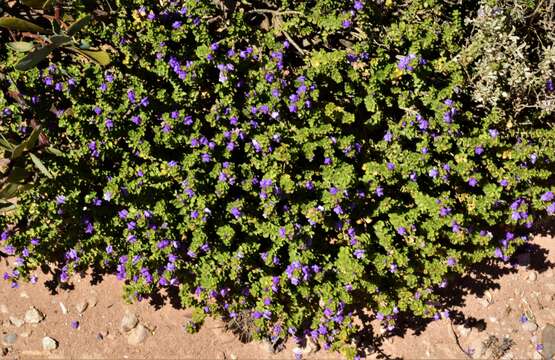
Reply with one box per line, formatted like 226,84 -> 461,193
1,0 -> 554,358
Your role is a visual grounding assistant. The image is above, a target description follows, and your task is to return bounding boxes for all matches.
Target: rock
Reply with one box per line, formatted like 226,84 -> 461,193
20,331 -> 32,338
24,307 -> 44,324
87,297 -> 98,308
1,347 -> 7,356
75,301 -> 88,314
1,333 -> 17,346
528,271 -> 538,282
9,316 -> 24,327
120,312 -> 138,333
522,321 -> 538,332
127,324 -> 148,346
59,302 -> 68,315
478,298 -> 491,308
0,304 -> 8,314
229,354 -> 237,360
42,336 -> 58,351
542,323 -> 555,360
261,340 -> 275,354
457,324 -> 472,337
303,336 -> 319,354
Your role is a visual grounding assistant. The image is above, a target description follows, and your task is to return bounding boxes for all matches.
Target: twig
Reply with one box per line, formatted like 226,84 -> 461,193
247,9 -> 304,17
282,30 -> 305,55
448,319 -> 472,359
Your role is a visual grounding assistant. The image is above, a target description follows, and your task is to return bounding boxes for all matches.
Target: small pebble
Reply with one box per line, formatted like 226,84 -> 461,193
127,324 -> 148,346
528,271 -> 538,282
42,336 -> 58,351
120,312 -> 139,333
87,297 -> 98,308
1,333 -> 17,347
9,317 -> 24,328
522,321 -> 539,332
19,291 -> 29,299
75,301 -> 88,314
0,304 -> 8,314
59,302 -> 68,315
24,307 -> 44,324
20,331 -> 32,338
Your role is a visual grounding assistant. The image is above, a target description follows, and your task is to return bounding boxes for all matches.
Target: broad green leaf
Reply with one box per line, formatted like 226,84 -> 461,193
70,48 -> 111,66
0,135 -> 14,151
0,201 -> 17,214
7,41 -> 35,52
30,153 -> 52,178
45,146 -> 63,156
23,126 -> 42,150
0,17 -> 47,33
0,182 -> 24,199
15,45 -> 54,71
66,15 -> 91,36
50,35 -> 72,46
20,0 -> 51,8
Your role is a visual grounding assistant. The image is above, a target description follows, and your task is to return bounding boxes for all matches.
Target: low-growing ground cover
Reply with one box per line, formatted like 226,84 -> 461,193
0,0 -> 553,358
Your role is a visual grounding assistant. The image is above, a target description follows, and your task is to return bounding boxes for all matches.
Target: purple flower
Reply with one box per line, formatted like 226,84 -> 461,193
541,191 -> 554,202
397,227 -> 407,236
342,19 -> 352,28
354,249 -> 365,259
127,90 -> 136,103
384,131 -> 393,142
489,129 -> 499,138
71,320 -> 79,329
398,54 -> 416,71
387,162 -> 395,170
468,177 -> 478,187
447,257 -> 456,267
474,146 -> 484,155
230,207 -> 241,218
56,195 -> 66,205
500,179 -> 508,187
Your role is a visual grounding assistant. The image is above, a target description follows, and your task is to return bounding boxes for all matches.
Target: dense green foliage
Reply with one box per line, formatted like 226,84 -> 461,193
0,0 -> 553,358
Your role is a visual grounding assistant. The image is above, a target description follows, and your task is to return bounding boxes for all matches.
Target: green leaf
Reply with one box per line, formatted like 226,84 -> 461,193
29,153 -> 52,178
0,17 -> 48,33
0,201 -> 17,214
0,182 -> 27,199
15,45 -> 54,71
20,0 -> 51,8
69,48 -> 111,66
66,15 -> 91,36
23,126 -> 42,150
50,35 -> 72,46
45,146 -> 63,156
7,41 -> 35,52
0,135 -> 15,151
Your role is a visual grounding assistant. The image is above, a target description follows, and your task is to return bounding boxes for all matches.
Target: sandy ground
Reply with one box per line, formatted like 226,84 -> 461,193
1,235 -> 554,359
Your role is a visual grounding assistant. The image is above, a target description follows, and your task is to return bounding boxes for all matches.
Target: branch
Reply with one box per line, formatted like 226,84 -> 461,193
247,9 -> 304,17
282,30 -> 306,55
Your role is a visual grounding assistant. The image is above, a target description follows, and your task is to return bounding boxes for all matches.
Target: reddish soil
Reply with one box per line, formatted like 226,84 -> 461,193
1,234 -> 553,359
